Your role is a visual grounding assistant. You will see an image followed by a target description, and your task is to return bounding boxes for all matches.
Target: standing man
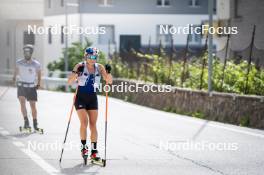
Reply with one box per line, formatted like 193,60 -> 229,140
13,44 -> 42,131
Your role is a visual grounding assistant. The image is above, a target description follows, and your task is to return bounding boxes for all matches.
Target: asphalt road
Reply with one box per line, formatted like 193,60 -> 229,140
0,86 -> 263,175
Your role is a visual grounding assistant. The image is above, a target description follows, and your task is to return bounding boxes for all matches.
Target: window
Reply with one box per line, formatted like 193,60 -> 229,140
98,0 -> 113,7
23,31 -> 35,45
98,25 -> 115,45
48,27 -> 52,44
189,0 -> 200,7
156,25 -> 172,46
157,0 -> 171,7
48,0 -> 51,8
61,26 -> 64,44
61,0 -> 64,7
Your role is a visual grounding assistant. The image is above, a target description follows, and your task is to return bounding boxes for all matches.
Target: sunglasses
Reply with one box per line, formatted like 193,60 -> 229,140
85,55 -> 97,60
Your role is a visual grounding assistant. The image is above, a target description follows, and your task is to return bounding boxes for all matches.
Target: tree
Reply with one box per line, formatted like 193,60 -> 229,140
47,38 -> 106,77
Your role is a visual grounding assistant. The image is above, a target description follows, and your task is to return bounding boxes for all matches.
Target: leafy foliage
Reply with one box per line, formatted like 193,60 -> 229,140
110,52 -> 264,95
47,40 -> 264,95
47,38 -> 106,78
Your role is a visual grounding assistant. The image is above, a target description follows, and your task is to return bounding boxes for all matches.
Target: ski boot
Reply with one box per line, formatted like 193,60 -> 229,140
19,117 -> 31,133
33,119 -> 44,134
91,150 -> 104,166
82,146 -> 89,165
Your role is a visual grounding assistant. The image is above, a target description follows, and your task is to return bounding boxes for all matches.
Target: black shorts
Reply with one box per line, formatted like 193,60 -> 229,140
17,86 -> 37,101
74,92 -> 98,110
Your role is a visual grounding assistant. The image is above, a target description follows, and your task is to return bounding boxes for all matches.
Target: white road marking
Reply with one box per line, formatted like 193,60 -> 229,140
207,124 -> 264,139
12,137 -> 18,140
0,130 -> 10,136
13,141 -> 25,147
171,115 -> 264,139
113,98 -> 264,139
0,126 -> 59,175
173,114 -> 264,139
21,148 -> 59,174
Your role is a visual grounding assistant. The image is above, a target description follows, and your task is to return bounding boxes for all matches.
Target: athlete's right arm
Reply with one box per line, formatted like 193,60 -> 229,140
12,67 -> 18,85
67,63 -> 84,84
67,64 -> 79,84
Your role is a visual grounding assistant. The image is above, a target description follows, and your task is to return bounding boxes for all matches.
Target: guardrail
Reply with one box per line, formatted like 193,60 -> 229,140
0,74 -> 72,90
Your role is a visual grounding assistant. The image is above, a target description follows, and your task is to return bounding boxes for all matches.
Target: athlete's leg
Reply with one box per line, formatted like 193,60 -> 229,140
18,96 -> 27,118
87,109 -> 99,156
28,87 -> 38,120
77,109 -> 89,158
87,110 -> 98,143
29,101 -> 37,119
77,109 -> 88,141
18,96 -> 30,128
29,101 -> 39,130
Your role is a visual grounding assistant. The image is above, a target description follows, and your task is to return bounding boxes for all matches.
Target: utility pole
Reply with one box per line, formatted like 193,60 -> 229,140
64,0 -> 68,75
64,0 -> 79,91
64,0 -> 69,91
208,0 -> 213,92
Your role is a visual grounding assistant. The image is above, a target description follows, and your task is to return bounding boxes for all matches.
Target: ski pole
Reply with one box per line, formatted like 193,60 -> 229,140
102,81 -> 109,167
59,86 -> 78,163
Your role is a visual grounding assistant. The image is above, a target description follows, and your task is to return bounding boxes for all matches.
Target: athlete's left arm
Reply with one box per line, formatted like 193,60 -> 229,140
37,69 -> 41,89
12,67 -> 18,85
99,64 -> 112,84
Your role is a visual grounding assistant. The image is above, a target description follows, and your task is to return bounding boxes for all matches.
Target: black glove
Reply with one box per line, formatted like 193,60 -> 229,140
36,84 -> 40,89
105,64 -> 111,74
76,63 -> 84,75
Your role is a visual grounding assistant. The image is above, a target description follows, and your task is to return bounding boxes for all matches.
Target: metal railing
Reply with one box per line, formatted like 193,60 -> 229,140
0,73 -> 72,90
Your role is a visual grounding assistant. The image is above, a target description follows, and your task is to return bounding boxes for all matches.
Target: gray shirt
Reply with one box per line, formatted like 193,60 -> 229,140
16,58 -> 41,83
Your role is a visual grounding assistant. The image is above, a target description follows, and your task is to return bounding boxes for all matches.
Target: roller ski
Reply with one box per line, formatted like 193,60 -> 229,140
82,146 -> 89,165
19,117 -> 32,133
34,128 -> 44,134
90,150 -> 105,167
19,126 -> 32,133
33,119 -> 44,134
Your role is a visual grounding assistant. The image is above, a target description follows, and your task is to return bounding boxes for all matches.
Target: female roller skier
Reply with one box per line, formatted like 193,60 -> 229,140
68,47 -> 112,162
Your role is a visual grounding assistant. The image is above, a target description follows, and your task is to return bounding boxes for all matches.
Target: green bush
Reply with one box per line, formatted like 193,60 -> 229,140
47,38 -> 107,77
110,52 -> 264,95
47,40 -> 264,95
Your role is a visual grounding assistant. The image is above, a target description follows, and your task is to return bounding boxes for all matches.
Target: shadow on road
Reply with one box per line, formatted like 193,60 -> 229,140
192,120 -> 209,140
10,133 -> 33,138
59,163 -> 101,175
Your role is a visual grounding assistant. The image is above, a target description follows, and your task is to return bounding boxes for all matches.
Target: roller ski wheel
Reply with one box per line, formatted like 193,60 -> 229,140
33,119 -> 43,134
90,152 -> 105,166
34,128 -> 44,134
19,126 -> 32,133
91,158 -> 105,166
82,148 -> 89,165
84,157 -> 88,165
102,159 -> 106,167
